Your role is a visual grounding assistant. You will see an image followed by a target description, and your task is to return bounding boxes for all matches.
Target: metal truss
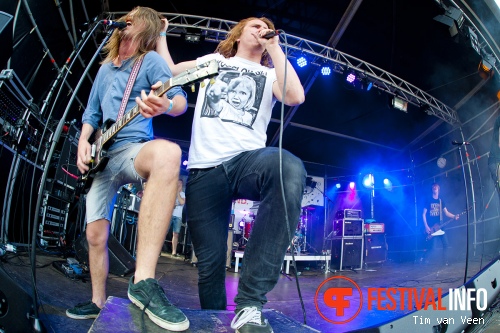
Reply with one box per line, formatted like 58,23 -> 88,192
105,12 -> 460,125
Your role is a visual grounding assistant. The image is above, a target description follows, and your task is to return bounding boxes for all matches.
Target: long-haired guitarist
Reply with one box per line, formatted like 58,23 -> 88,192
421,183 -> 459,265
66,7 -> 190,332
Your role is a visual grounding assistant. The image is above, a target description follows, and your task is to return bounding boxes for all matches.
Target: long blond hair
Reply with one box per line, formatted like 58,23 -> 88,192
215,17 -> 275,68
101,7 -> 164,65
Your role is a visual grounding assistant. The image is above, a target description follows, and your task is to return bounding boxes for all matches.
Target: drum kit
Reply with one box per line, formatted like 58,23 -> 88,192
288,206 -> 315,253
236,206 -> 315,253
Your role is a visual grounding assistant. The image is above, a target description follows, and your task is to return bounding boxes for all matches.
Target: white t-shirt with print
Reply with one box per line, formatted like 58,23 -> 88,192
188,53 -> 277,169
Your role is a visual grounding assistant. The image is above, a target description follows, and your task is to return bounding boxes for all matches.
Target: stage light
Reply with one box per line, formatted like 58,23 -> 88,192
297,56 -> 307,68
321,65 -> 331,76
433,6 -> 464,37
383,178 -> 393,191
335,183 -> 341,189
478,53 -> 496,80
182,160 -> 188,166
390,96 -> 408,112
183,27 -> 204,43
349,182 -> 355,190
360,77 -> 373,91
362,174 -> 374,189
346,71 -> 356,84
366,80 -> 373,91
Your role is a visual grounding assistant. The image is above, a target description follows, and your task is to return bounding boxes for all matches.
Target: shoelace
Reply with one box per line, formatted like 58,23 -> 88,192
230,306 -> 262,329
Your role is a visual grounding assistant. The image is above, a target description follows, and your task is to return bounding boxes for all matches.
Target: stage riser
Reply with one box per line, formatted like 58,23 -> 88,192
89,296 -> 320,333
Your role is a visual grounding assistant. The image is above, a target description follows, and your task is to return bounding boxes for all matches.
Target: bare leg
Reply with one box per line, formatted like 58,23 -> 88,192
86,219 -> 110,308
133,140 -> 181,282
172,232 -> 179,255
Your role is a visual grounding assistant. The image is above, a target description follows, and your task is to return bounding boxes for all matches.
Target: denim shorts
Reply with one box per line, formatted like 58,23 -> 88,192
85,142 -> 147,224
169,216 -> 182,233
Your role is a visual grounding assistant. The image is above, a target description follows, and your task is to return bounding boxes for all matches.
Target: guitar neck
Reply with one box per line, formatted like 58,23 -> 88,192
99,59 -> 219,147
101,79 -> 173,146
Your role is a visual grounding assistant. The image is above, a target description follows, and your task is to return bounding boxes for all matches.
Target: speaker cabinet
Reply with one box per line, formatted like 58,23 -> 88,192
74,233 -> 135,277
0,266 -> 34,333
333,219 -> 363,236
331,237 -> 363,270
364,233 -> 387,264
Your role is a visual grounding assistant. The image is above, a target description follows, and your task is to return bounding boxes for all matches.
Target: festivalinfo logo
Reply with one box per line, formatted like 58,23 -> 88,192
314,276 -> 487,326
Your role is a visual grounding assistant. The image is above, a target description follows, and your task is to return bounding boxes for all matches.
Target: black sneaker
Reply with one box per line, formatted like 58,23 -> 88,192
66,300 -> 101,319
127,277 -> 189,331
230,307 -> 273,333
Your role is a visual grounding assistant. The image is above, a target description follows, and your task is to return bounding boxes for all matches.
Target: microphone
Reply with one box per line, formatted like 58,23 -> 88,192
263,30 -> 279,39
102,20 -> 127,30
452,140 -> 470,146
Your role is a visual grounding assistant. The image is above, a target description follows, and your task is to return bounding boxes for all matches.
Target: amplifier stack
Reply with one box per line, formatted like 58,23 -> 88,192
331,210 -> 364,270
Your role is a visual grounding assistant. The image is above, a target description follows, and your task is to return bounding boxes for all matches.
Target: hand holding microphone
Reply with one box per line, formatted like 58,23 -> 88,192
262,30 -> 279,39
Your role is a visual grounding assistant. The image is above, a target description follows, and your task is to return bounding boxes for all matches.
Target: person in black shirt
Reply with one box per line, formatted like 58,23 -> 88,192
422,183 -> 459,265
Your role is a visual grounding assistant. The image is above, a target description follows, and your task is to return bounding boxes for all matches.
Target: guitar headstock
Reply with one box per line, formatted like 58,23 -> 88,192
171,59 -> 219,89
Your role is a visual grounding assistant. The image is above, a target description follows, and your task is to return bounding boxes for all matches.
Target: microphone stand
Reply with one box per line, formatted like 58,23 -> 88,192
455,144 -> 471,285
29,25 -> 114,332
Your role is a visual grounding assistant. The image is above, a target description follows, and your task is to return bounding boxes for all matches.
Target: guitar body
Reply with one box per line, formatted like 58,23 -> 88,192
77,119 -> 116,194
424,208 -> 470,241
74,59 -> 219,195
426,223 -> 443,241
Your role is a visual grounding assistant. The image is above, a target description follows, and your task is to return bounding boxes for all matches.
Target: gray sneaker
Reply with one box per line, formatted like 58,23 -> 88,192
230,307 -> 273,333
66,300 -> 100,319
127,277 -> 189,331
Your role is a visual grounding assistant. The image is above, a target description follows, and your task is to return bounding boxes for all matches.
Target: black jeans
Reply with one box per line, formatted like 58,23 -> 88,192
186,147 -> 306,311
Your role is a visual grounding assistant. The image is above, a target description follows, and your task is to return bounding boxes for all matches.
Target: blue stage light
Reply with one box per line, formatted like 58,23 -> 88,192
297,56 -> 307,68
383,178 -> 393,191
362,174 -> 374,189
321,66 -> 331,76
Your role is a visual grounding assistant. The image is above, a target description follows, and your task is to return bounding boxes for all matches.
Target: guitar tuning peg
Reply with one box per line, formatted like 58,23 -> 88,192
200,81 -> 205,88
190,84 -> 195,92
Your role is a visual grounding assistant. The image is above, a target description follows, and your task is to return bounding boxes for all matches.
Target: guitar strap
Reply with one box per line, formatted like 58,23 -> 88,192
439,199 -> 442,222
116,56 -> 144,121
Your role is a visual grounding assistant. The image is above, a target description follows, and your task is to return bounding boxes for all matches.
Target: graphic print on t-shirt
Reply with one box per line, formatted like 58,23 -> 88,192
200,61 -> 267,129
430,202 -> 441,217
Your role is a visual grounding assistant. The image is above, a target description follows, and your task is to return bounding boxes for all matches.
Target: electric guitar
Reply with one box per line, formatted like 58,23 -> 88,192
425,207 -> 471,241
76,59 -> 219,195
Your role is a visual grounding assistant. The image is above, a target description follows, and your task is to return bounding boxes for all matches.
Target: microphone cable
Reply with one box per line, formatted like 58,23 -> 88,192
275,29 -> 308,325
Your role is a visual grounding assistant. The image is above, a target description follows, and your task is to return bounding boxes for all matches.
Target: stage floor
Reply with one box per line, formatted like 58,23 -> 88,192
1,247 -> 499,333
